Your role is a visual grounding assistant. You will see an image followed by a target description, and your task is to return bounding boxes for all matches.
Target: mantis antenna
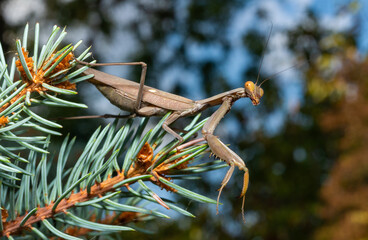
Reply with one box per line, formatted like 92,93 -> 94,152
259,62 -> 305,87
255,23 -> 273,85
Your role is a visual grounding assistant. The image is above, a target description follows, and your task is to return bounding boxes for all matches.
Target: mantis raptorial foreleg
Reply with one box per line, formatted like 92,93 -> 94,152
75,59 -> 147,111
202,96 -> 249,218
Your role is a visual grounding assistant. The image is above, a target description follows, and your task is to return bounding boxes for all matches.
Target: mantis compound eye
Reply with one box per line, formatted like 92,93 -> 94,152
244,81 -> 255,92
258,87 -> 264,97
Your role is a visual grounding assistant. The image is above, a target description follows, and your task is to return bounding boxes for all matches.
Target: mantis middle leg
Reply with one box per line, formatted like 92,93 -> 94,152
149,111 -> 191,170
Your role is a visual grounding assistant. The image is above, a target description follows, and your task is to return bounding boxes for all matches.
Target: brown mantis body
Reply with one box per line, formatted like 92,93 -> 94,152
79,60 -> 264,218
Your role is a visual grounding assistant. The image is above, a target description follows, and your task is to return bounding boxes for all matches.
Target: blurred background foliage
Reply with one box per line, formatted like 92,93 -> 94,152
1,0 -> 368,239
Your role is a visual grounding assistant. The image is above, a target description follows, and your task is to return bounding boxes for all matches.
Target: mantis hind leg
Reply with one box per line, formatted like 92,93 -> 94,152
75,59 -> 147,111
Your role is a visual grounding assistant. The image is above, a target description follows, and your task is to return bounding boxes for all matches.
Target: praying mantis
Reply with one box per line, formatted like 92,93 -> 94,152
72,26 -> 287,222
77,59 -> 264,218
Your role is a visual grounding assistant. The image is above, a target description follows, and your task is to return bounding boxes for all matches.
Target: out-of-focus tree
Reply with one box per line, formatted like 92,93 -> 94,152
312,34 -> 368,240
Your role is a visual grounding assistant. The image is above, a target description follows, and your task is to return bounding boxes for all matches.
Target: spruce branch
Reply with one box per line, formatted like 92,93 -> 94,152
1,116 -> 226,238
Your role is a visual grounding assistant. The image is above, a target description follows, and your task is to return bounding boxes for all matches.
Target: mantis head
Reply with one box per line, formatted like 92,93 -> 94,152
244,81 -> 263,105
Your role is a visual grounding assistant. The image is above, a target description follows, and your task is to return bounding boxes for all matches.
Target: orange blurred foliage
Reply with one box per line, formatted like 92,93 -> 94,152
314,46 -> 368,240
